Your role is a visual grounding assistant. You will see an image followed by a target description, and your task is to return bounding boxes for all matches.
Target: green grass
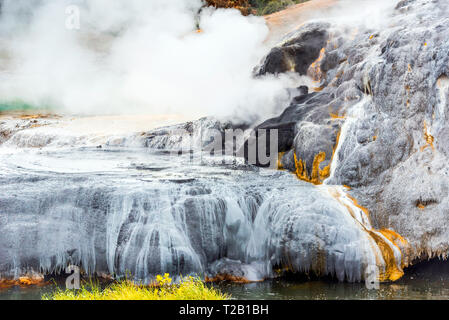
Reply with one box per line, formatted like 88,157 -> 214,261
42,274 -> 229,301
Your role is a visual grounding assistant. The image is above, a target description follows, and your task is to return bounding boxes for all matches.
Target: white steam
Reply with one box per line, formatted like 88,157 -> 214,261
300,0 -> 397,30
0,0 -> 299,121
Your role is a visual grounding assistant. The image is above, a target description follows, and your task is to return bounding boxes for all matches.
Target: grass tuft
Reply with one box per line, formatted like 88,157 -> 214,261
42,274 -> 229,301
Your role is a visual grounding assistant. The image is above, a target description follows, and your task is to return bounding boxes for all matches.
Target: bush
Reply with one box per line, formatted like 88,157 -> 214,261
42,274 -> 229,301
205,0 -> 253,15
260,0 -> 295,15
206,0 -> 311,16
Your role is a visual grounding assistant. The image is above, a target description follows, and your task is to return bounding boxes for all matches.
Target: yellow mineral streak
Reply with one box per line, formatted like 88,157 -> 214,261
292,131 -> 340,185
379,229 -> 410,268
367,231 -> 404,282
293,151 -> 329,185
308,47 -> 326,85
328,107 -> 346,119
277,152 -> 286,170
18,113 -> 60,120
313,85 -> 326,92
330,111 -> 346,119
328,187 -> 408,282
421,121 -> 435,152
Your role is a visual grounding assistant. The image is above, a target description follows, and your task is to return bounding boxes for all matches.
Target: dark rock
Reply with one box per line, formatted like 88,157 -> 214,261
257,22 -> 330,76
297,85 -> 309,96
242,90 -> 339,175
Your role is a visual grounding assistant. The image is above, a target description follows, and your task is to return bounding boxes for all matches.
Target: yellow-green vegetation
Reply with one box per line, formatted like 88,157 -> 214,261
43,274 -> 229,301
205,0 -> 311,16
252,0 -> 310,15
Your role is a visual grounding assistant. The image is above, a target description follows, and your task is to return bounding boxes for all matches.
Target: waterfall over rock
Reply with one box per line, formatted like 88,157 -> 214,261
0,113 -> 404,283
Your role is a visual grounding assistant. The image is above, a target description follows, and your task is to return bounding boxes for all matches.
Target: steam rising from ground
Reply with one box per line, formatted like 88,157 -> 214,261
0,0 -> 298,121
297,0 -> 396,29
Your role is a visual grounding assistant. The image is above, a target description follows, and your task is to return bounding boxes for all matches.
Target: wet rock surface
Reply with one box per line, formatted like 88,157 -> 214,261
257,22 -> 330,76
263,0 -> 449,261
0,145 -> 380,282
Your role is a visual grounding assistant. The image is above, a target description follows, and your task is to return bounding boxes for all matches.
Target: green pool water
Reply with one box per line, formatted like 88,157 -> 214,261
0,100 -> 51,113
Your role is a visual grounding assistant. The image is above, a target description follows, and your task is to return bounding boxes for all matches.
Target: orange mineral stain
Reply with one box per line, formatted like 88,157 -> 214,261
291,131 -> 340,185
308,47 -> 326,83
0,276 -> 46,289
421,121 -> 435,152
328,186 -> 408,282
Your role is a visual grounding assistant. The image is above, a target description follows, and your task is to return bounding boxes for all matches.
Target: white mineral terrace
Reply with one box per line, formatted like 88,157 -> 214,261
0,112 -> 407,282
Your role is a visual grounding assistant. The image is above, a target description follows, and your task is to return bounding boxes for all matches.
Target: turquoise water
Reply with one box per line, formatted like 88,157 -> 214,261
0,100 -> 47,112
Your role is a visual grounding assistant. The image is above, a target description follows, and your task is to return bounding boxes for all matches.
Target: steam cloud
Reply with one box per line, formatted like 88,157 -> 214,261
0,0 -> 300,121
